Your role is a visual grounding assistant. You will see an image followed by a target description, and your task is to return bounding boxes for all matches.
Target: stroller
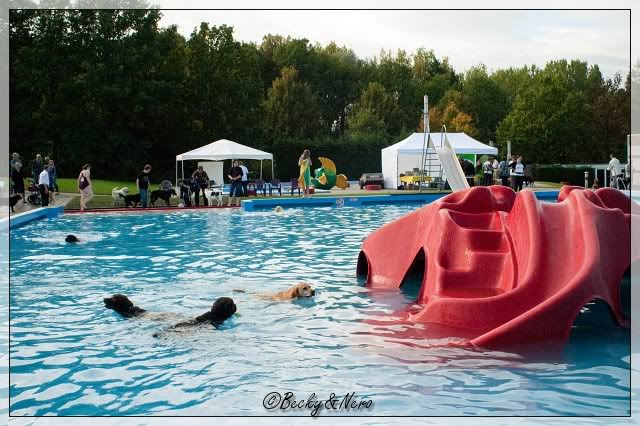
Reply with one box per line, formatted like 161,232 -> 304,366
26,179 -> 41,205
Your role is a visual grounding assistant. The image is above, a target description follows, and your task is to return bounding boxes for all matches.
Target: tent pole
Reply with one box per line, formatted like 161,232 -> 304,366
181,160 -> 184,181
260,160 -> 263,179
271,160 -> 274,181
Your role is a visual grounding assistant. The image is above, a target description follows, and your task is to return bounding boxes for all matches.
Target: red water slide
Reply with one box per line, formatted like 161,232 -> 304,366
358,186 -> 636,349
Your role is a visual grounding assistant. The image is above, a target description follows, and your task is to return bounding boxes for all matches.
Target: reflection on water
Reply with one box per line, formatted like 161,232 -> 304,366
8,205 -> 630,416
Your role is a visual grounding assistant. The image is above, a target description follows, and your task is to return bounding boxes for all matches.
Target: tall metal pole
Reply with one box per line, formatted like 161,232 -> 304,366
419,95 -> 429,194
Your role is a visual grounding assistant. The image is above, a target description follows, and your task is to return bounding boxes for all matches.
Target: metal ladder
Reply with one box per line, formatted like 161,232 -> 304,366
419,128 -> 446,192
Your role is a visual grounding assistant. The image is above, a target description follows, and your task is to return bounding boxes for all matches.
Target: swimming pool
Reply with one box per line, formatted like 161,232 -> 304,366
9,203 -> 630,416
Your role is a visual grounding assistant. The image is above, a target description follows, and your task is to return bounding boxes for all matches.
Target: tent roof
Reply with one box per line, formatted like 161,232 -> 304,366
176,139 -> 273,161
382,132 -> 498,155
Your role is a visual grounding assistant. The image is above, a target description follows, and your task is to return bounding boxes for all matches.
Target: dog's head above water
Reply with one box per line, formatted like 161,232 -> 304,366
104,293 -> 146,317
195,297 -> 237,324
65,235 -> 79,243
292,282 -> 315,298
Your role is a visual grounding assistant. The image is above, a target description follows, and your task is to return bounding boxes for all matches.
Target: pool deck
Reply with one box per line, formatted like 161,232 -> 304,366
3,189 -> 562,230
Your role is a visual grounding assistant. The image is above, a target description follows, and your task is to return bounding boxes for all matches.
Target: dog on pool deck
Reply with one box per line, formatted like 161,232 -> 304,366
150,188 -> 177,207
207,188 -> 223,207
104,294 -> 236,328
111,187 -> 130,206
9,194 -> 22,213
236,282 -> 315,301
123,192 -> 142,207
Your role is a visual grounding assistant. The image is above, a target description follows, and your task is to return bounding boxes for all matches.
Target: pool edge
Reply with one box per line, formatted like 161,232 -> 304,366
2,206 -> 64,230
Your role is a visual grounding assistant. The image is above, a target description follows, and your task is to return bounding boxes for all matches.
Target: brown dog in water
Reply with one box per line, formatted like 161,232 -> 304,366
256,282 -> 316,301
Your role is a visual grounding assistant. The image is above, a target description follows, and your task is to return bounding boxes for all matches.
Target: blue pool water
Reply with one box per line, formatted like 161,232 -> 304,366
9,204 -> 630,416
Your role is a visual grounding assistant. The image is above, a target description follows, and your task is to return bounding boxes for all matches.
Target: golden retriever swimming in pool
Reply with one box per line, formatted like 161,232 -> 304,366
257,282 -> 316,301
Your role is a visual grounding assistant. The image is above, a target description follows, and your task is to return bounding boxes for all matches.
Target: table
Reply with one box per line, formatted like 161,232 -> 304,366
400,175 -> 432,189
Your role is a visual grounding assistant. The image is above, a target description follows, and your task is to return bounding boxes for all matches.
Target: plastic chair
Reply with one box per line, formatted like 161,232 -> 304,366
251,179 -> 266,196
290,178 -> 301,196
159,180 -> 173,191
269,179 -> 282,196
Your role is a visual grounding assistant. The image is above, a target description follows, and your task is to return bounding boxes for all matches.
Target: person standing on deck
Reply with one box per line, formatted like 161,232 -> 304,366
137,164 -> 152,208
239,161 -> 249,197
608,154 -> 623,189
298,149 -> 312,197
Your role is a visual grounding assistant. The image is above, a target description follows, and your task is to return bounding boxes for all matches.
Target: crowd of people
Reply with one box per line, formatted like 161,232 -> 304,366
10,152 -> 60,207
8,147 -> 629,213
458,154 -> 529,192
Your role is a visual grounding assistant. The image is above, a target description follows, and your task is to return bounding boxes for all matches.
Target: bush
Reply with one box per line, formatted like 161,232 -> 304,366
534,165 -> 592,186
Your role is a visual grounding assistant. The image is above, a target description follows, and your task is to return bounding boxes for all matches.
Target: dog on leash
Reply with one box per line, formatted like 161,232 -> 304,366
112,187 -> 130,206
150,188 -> 177,207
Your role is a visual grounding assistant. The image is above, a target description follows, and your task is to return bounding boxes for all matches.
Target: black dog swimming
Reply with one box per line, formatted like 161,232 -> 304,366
9,194 -> 22,213
104,294 -> 237,330
124,193 -> 142,207
104,293 -> 147,318
150,188 -> 177,207
65,234 -> 80,243
169,297 -> 237,328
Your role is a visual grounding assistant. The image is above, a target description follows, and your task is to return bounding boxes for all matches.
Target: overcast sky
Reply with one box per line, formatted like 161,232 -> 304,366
157,9 -> 631,78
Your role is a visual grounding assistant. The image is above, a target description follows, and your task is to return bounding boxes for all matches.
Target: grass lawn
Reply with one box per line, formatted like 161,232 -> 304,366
65,194 -> 183,210
56,178 -> 168,196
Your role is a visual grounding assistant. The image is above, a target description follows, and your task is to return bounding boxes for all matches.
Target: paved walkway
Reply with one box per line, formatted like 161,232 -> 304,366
9,193 -> 75,217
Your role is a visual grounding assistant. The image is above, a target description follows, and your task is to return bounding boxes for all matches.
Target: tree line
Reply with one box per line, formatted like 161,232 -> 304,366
9,9 -> 632,181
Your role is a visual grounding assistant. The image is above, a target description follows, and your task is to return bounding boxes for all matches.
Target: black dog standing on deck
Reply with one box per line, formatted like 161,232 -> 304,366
123,193 -> 142,207
150,188 -> 177,207
9,194 -> 22,213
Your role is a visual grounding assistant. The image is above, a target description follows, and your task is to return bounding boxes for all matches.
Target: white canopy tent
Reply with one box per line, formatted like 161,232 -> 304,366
175,139 -> 274,185
382,132 -> 498,189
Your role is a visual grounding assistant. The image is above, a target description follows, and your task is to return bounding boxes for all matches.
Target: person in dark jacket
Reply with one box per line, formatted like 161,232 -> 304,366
191,166 -> 210,206
459,157 -> 476,187
32,154 -> 43,182
11,162 -> 25,197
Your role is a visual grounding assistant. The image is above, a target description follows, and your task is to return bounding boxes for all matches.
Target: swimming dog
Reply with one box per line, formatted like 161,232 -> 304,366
258,283 -> 316,301
104,294 -> 236,328
103,293 -> 180,321
9,194 -> 22,213
274,206 -> 284,213
168,297 -> 237,328
150,188 -> 177,207
112,187 -> 130,206
65,234 -> 80,243
104,294 -> 148,318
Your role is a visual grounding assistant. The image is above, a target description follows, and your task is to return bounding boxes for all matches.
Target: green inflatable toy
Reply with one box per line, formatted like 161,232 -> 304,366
311,157 -> 349,190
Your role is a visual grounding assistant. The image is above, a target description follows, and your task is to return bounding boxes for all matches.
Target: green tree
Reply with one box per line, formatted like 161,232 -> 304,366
496,60 -> 596,163
459,65 -> 510,143
349,82 -> 403,137
263,66 -> 322,139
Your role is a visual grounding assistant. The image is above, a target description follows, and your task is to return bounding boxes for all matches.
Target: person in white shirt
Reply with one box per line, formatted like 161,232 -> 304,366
239,160 -> 249,196
38,166 -> 50,206
608,154 -> 623,189
510,156 -> 526,192
482,157 -> 494,186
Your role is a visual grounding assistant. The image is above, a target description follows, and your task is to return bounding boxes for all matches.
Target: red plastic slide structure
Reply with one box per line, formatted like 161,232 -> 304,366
358,186 -> 636,349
